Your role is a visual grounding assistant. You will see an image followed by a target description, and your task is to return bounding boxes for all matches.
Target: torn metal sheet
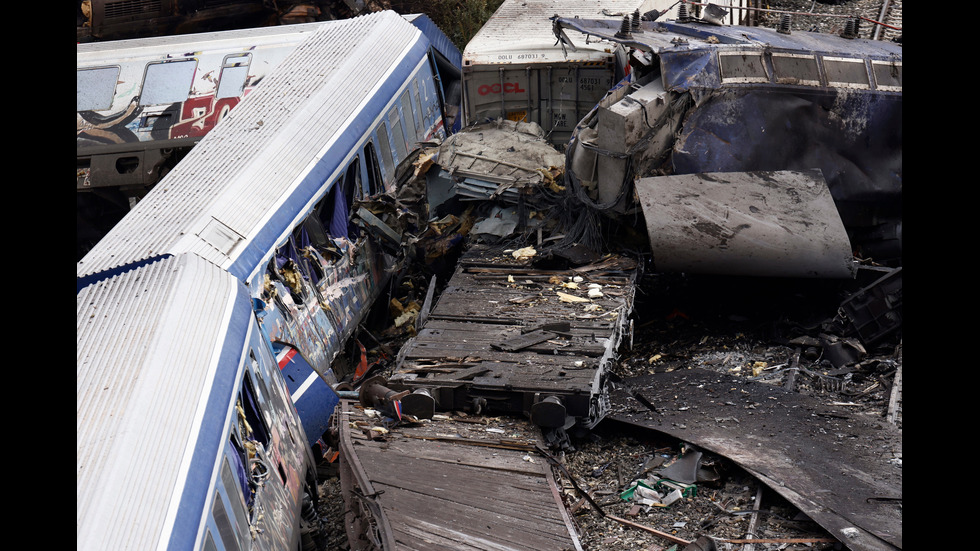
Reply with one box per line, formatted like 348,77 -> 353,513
337,400 -> 583,551
609,368 -> 902,551
436,119 -> 565,205
636,170 -> 857,278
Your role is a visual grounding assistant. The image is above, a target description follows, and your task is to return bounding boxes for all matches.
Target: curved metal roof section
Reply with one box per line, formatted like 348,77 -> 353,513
404,13 -> 461,69
76,20 -> 329,61
462,0 -> 653,64
77,253 -> 250,550
77,10 -> 426,284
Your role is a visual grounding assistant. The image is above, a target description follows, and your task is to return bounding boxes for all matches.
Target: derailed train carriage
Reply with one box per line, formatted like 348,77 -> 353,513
77,15 -> 462,259
553,9 -> 902,276
77,11 -> 461,550
77,254 -> 324,550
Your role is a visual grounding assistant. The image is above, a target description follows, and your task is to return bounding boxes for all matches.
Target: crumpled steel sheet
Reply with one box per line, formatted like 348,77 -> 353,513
636,170 -> 857,278
609,368 -> 902,551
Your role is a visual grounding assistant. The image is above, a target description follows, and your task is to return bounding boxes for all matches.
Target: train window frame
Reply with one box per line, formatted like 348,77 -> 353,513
140,59 -> 198,106
376,123 -> 395,178
718,51 -> 770,84
387,107 -> 408,162
77,66 -> 120,112
210,489 -> 241,551
401,89 -> 419,144
221,456 -> 250,549
413,79 -> 426,138
364,142 -> 384,195
871,59 -> 902,92
822,56 -> 871,90
216,53 -> 252,99
240,368 -> 272,447
202,531 -> 217,551
771,52 -> 821,87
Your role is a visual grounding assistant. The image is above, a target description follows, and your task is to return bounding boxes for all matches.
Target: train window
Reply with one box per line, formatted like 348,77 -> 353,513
319,176 -> 350,240
77,66 -> 119,111
364,142 -> 384,195
823,57 -> 871,89
240,369 -> 271,447
401,90 -> 419,144
413,79 -> 425,137
343,157 -> 361,204
718,52 -> 769,84
871,60 -> 902,91
202,531 -> 217,551
388,108 -> 408,162
211,490 -> 241,551
221,457 -> 250,544
376,123 -> 394,177
772,53 -> 820,86
343,159 -> 361,236
140,59 -> 197,106
217,54 -> 252,99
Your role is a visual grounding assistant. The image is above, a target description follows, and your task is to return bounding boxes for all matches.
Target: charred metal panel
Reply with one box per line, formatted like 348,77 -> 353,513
636,170 -> 857,278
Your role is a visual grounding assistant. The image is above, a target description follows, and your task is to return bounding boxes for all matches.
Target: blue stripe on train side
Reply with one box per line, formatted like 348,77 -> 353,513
167,287 -> 253,550
229,36 -> 432,283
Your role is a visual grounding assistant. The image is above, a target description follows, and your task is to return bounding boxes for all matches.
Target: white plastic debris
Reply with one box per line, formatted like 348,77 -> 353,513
587,288 -> 603,298
512,246 -> 537,260
661,488 -> 684,506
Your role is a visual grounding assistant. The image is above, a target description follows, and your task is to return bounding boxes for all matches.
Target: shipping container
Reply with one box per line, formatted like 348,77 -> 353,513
461,0 -> 660,145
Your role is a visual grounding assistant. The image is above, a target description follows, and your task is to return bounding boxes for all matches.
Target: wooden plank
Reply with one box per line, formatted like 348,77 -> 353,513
338,402 -> 583,551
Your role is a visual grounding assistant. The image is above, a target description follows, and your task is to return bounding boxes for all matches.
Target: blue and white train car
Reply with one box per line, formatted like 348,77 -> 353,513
77,12 -> 461,547
77,253 -> 320,550
77,9 -> 460,406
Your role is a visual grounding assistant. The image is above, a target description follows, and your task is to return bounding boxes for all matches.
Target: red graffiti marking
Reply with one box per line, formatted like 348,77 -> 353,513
477,82 -> 527,96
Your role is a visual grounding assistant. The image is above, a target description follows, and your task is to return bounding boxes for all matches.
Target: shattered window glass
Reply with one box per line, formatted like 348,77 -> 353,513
771,53 -> 820,86
823,57 -> 870,89
77,66 -> 119,111
140,59 -> 197,105
718,51 -> 769,83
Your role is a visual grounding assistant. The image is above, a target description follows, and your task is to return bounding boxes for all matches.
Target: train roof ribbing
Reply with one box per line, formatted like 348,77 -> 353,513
77,253 -> 251,550
77,10 -> 427,284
